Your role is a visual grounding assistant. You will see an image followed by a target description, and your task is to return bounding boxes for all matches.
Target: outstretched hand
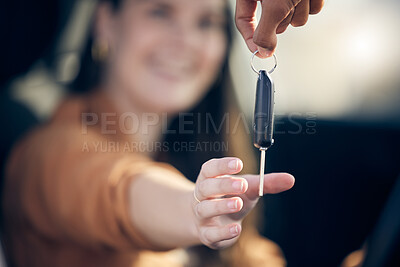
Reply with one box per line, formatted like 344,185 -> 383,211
192,157 -> 294,249
235,0 -> 324,57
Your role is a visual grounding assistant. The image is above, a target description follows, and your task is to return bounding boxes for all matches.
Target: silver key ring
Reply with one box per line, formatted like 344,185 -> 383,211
250,50 -> 277,75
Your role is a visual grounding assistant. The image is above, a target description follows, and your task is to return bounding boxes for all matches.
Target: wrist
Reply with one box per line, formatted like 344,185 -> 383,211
185,188 -> 201,245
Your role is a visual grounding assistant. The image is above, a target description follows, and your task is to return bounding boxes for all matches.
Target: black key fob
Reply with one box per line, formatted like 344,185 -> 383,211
253,70 -> 274,149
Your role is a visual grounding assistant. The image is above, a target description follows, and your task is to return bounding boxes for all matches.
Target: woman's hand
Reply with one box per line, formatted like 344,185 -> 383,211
192,157 -> 294,249
235,0 -> 324,57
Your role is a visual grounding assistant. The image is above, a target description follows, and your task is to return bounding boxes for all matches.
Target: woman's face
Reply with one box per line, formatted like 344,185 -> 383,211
97,0 -> 228,113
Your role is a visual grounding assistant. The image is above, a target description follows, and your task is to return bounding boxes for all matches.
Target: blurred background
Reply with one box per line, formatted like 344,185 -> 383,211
1,0 -> 400,266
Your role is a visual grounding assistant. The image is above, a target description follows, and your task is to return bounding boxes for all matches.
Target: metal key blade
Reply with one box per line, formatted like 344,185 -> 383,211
259,148 -> 267,196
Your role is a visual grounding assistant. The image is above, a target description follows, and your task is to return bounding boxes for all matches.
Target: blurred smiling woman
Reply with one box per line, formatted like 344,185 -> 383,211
2,0 -> 294,266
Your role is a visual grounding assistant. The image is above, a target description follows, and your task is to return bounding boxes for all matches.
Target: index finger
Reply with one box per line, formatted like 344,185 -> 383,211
198,157 -> 243,181
235,0 -> 258,53
253,0 -> 301,55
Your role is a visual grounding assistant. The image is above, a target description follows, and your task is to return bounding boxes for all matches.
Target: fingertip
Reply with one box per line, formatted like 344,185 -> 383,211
237,159 -> 244,172
241,178 -> 249,193
232,178 -> 247,194
290,17 -> 308,27
228,158 -> 243,173
278,173 -> 295,189
236,223 -> 242,235
257,47 -> 273,58
276,24 -> 289,34
227,196 -> 243,212
253,24 -> 277,55
235,197 -> 244,211
264,172 -> 295,194
287,173 -> 295,189
229,223 -> 242,237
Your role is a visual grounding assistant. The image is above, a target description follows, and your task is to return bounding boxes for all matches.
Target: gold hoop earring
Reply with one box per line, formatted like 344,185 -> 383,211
92,40 -> 109,62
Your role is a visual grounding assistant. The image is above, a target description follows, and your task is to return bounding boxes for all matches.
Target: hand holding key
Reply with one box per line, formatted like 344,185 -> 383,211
235,0 -> 324,57
192,157 -> 294,249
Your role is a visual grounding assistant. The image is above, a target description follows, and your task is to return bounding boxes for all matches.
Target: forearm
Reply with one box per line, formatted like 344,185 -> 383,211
128,167 -> 199,249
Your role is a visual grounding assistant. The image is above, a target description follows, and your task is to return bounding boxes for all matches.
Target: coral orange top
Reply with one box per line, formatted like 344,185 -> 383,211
2,91 -> 190,267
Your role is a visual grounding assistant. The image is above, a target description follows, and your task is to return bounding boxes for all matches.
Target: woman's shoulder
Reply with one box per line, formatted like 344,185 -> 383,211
12,93 -> 103,156
50,94 -> 88,125
5,93 -> 109,177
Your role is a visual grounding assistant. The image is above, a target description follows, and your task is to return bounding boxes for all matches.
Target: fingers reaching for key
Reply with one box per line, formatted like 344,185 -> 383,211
192,157 -> 294,249
195,157 -> 248,201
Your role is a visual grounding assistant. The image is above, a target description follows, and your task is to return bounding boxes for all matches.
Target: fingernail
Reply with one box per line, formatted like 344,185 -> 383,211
227,199 -> 238,210
230,225 -> 239,235
258,47 -> 271,58
228,159 -> 238,170
232,181 -> 243,191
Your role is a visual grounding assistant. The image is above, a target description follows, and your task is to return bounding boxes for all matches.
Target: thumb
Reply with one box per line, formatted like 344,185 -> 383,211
243,173 -> 295,196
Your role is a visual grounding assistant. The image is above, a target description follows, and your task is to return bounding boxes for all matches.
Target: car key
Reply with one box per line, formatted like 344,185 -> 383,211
251,51 -> 277,196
